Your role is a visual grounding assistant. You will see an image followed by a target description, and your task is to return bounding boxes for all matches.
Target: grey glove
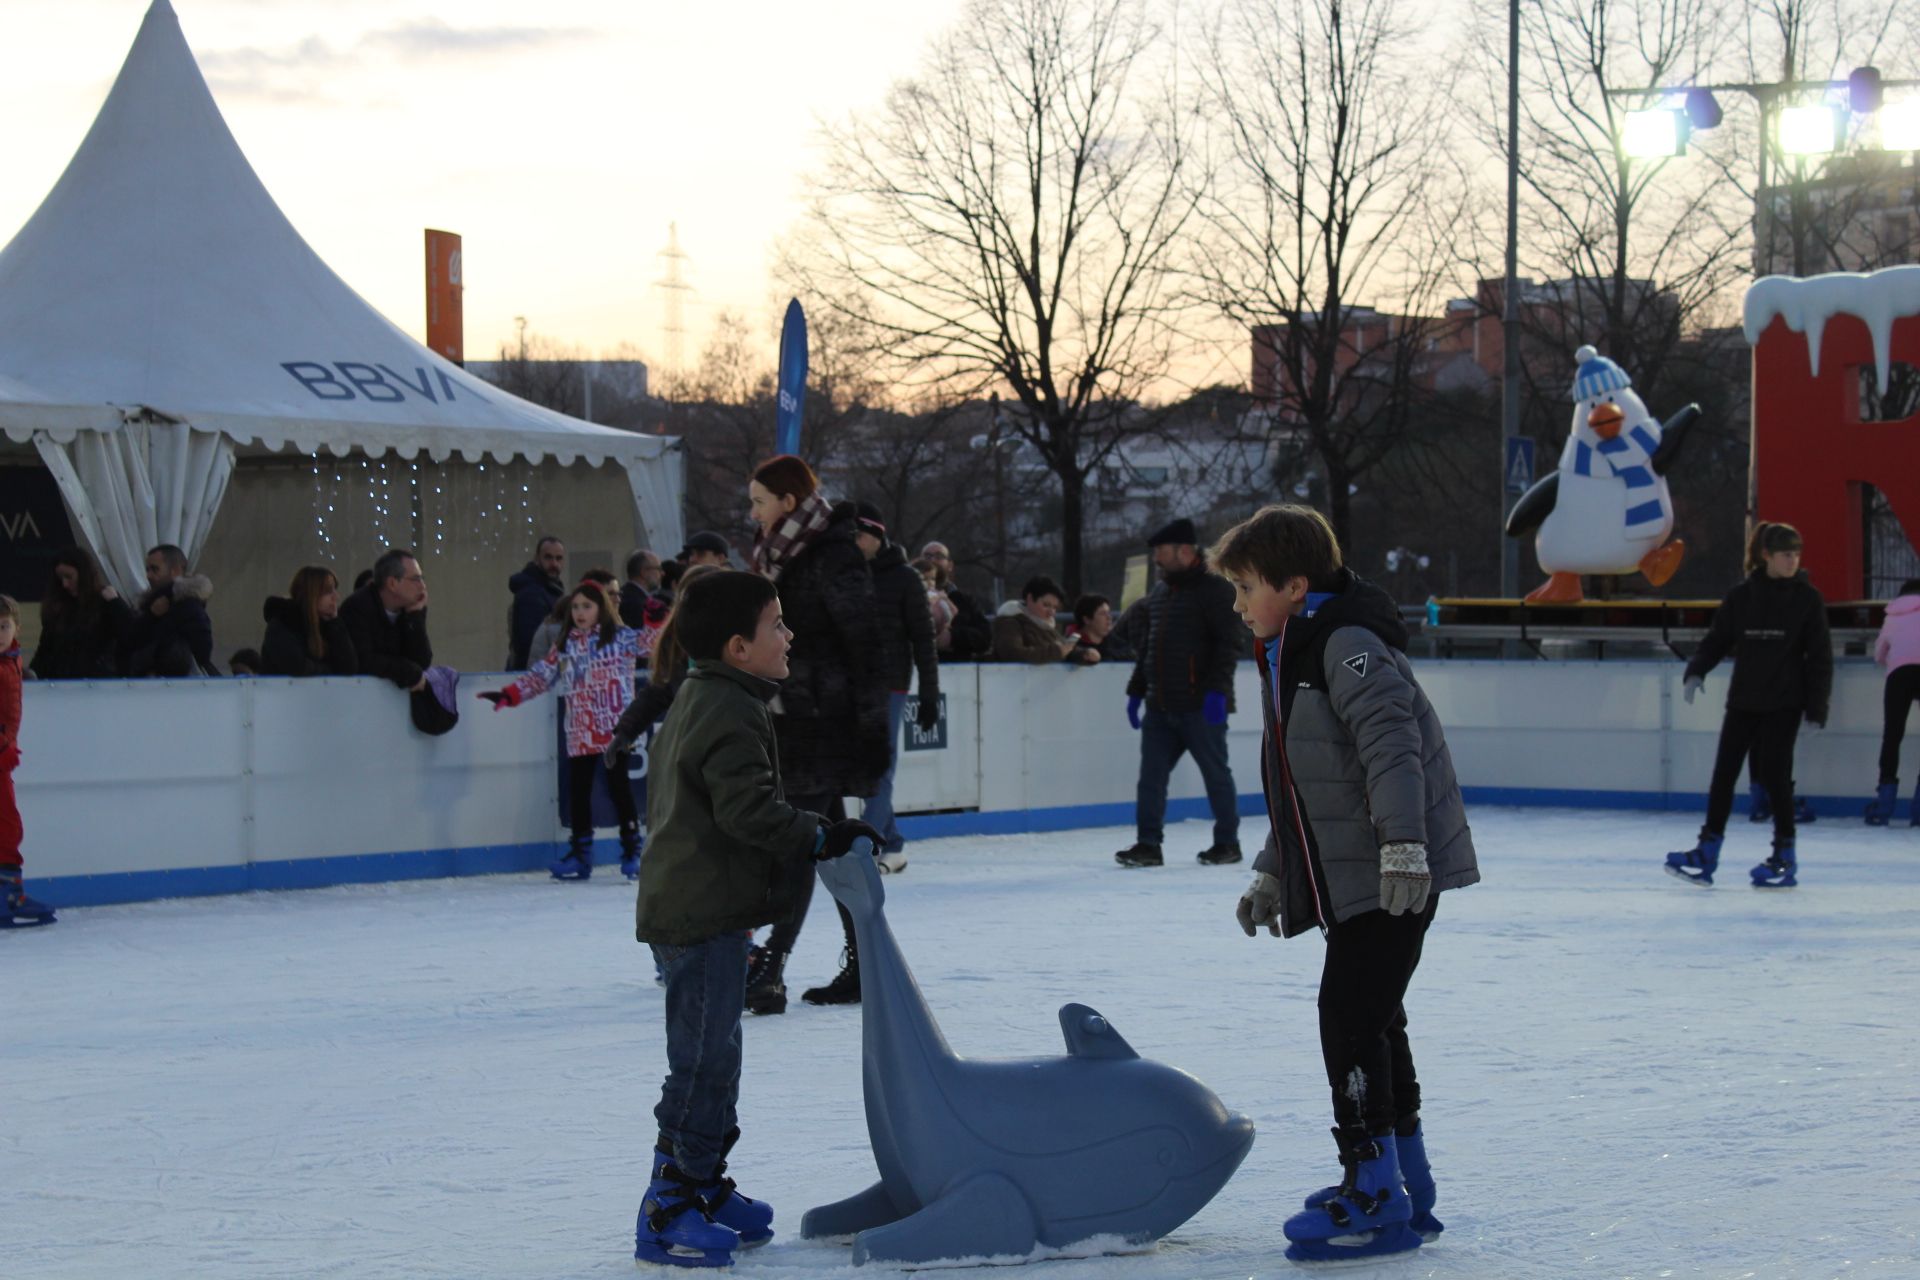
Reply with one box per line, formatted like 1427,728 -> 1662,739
1682,675 -> 1703,705
1235,872 -> 1282,937
602,730 -> 635,771
1380,841 -> 1431,916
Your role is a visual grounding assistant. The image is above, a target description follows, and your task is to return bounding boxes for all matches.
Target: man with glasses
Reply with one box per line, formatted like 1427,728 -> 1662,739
341,547 -> 433,692
918,541 -> 992,660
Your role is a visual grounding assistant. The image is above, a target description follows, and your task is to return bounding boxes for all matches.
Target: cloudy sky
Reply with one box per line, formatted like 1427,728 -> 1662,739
0,0 -> 968,372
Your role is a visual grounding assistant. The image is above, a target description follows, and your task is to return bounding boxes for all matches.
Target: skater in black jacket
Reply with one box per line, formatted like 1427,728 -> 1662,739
1666,522 -> 1832,888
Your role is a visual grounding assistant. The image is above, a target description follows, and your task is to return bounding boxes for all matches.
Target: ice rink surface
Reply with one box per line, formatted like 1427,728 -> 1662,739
8,808 -> 1920,1279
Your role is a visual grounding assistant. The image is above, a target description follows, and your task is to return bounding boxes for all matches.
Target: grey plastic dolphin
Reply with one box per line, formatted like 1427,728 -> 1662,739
801,840 -> 1255,1267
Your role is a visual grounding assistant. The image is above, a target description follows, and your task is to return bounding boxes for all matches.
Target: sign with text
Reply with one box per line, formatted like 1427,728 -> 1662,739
425,229 -> 464,365
0,465 -> 77,602
903,693 -> 948,752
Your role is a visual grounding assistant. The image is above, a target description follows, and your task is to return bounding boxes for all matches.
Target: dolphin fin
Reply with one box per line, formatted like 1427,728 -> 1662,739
1058,1003 -> 1140,1060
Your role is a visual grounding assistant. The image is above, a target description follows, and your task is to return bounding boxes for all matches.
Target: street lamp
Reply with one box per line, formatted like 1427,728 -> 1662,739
1778,104 -> 1844,156
1881,99 -> 1920,152
1622,108 -> 1688,159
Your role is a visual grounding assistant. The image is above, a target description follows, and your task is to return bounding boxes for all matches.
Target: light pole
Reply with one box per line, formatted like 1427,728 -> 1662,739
1500,0 -> 1521,600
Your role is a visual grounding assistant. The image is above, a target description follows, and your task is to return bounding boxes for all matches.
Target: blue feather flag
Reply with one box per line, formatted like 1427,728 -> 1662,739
775,299 -> 808,457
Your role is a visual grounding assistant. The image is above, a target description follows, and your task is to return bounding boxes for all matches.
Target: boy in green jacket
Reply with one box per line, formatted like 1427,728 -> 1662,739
633,570 -> 877,1268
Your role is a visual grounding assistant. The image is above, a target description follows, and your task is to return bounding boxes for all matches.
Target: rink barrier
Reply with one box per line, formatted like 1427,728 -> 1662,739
16,660 -> 1901,907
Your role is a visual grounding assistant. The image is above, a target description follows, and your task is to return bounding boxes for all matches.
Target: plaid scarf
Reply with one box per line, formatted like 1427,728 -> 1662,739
753,491 -> 835,581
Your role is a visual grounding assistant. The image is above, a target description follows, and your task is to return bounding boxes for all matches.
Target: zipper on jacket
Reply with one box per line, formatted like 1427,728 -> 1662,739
1268,617 -> 1327,931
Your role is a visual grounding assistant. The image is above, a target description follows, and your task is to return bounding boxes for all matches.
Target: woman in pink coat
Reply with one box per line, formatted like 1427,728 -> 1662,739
482,582 -> 645,877
1867,578 -> 1920,826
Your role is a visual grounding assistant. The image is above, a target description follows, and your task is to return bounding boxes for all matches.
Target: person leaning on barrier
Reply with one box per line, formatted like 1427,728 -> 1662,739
919,541 -> 992,660
31,545 -> 132,680
992,576 -> 1095,666
124,544 -> 216,677
1067,593 -> 1134,663
340,548 -> 432,692
260,566 -> 358,677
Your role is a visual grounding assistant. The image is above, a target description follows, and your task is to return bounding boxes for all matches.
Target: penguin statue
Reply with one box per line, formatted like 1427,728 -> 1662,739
1506,345 -> 1698,603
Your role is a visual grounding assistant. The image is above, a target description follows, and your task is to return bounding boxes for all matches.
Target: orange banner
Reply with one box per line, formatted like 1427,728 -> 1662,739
424,229 -> 463,365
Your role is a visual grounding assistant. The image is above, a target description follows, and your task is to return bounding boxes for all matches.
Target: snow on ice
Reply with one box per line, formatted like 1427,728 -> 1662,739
7,809 -> 1919,1279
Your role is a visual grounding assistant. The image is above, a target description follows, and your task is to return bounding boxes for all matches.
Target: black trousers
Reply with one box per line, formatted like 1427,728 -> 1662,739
567,752 -> 637,839
765,794 -> 845,957
1318,896 -> 1438,1135
1704,707 -> 1801,843
1879,665 -> 1920,784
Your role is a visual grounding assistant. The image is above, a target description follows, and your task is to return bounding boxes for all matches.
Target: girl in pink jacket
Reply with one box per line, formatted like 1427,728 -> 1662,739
1867,578 -> 1920,826
482,582 -> 645,878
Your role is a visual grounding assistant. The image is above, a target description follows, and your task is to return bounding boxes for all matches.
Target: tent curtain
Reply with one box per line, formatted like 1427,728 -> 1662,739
623,445 -> 686,559
33,418 -> 235,597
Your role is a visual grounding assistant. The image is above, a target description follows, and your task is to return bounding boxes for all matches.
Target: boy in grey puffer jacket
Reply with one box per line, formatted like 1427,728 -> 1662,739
1211,504 -> 1478,1265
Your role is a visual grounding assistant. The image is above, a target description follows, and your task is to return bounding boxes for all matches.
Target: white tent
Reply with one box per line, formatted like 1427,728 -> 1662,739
0,0 -> 682,596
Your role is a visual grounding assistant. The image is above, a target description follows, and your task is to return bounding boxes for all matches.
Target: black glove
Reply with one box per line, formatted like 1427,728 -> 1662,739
817,819 -> 885,861
602,730 -> 635,770
477,690 -> 507,706
916,695 -> 941,733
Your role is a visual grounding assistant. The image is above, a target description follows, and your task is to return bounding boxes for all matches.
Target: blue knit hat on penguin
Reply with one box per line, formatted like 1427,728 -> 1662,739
1572,345 -> 1631,402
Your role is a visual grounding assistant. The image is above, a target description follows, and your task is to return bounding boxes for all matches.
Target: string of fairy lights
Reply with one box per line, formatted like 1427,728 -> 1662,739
307,451 -> 538,564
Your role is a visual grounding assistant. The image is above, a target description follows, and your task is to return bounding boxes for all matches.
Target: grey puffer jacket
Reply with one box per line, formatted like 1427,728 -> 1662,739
1252,571 -> 1478,937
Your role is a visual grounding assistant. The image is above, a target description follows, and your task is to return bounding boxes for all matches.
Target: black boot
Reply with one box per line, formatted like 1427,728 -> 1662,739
1114,842 -> 1163,868
744,947 -> 788,1016
802,943 -> 861,1006
1197,841 -> 1242,865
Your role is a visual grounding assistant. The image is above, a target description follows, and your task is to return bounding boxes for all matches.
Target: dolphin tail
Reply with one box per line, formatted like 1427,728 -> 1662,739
801,1179 -> 907,1240
813,835 -> 885,922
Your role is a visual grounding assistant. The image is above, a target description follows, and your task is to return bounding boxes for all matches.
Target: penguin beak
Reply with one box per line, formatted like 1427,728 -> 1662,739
1589,403 -> 1624,440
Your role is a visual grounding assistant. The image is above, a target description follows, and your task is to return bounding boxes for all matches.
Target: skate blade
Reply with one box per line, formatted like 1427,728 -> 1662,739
1663,865 -> 1713,887
633,1241 -> 735,1269
1285,1222 -> 1423,1265
0,914 -> 57,929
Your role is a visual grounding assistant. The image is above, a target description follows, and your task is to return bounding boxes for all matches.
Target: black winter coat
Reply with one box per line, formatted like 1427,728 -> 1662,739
1685,569 -> 1833,722
942,584 -> 993,660
124,575 -> 215,677
30,595 -> 133,679
339,585 -> 433,689
1126,561 -> 1247,713
259,597 -> 359,677
870,543 -> 940,698
772,512 -> 891,798
506,562 -> 563,670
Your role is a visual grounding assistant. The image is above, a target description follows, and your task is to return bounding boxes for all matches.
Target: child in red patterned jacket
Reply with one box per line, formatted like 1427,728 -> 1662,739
481,582 -> 644,881
2,595 -> 57,928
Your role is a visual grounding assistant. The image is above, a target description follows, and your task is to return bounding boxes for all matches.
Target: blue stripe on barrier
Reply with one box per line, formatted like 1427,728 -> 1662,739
32,786 -> 1861,909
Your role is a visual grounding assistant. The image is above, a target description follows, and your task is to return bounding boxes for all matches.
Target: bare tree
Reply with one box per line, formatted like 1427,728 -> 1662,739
783,0 -> 1198,593
1188,0 -> 1471,546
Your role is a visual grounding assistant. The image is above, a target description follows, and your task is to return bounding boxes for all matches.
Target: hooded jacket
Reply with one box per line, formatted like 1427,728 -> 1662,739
124,574 -> 215,677
1252,571 -> 1479,937
506,562 -> 564,671
1874,592 -> 1920,672
1685,569 -> 1833,722
259,597 -> 359,677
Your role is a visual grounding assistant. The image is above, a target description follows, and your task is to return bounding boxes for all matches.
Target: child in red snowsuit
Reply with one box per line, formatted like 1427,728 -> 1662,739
2,595 -> 57,927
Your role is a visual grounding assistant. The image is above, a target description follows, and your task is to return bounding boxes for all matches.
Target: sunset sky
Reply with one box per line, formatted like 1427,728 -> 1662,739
0,0 -> 969,374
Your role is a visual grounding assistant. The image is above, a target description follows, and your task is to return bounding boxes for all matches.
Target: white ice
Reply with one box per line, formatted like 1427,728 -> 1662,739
8,808 -> 1920,1279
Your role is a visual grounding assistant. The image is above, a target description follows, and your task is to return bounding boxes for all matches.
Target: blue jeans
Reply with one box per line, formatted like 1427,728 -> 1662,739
863,691 -> 909,853
1136,707 -> 1240,848
651,931 -> 750,1180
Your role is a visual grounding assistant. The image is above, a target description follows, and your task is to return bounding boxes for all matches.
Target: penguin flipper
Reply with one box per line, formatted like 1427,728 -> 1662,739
1505,471 -> 1558,537
1650,403 -> 1701,476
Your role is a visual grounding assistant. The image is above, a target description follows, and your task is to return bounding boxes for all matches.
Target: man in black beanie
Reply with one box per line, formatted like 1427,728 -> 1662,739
1116,517 -> 1247,868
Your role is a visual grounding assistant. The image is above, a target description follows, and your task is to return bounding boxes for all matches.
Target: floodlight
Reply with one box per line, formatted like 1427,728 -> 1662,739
1622,109 -> 1687,158
1779,104 -> 1843,155
1881,99 -> 1920,152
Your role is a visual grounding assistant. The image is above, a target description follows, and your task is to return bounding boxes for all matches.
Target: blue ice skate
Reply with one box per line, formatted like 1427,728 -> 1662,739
1911,776 -> 1920,827
694,1130 -> 773,1247
1,872 -> 56,929
1664,833 -> 1721,886
1747,782 -> 1771,823
549,833 -> 592,881
620,821 -> 643,881
1305,1121 -> 1442,1242
1865,782 -> 1898,826
635,1152 -> 738,1268
1751,844 -> 1796,888
1283,1128 -> 1419,1263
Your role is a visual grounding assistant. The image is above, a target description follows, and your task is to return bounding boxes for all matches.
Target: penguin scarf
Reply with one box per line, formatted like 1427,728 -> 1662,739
1572,423 -> 1666,531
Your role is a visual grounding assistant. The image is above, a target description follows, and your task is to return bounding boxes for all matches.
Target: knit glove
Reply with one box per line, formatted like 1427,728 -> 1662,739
1380,841 -> 1431,916
1682,675 -> 1703,704
1235,872 -> 1282,937
1126,696 -> 1143,730
1203,691 -> 1229,726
